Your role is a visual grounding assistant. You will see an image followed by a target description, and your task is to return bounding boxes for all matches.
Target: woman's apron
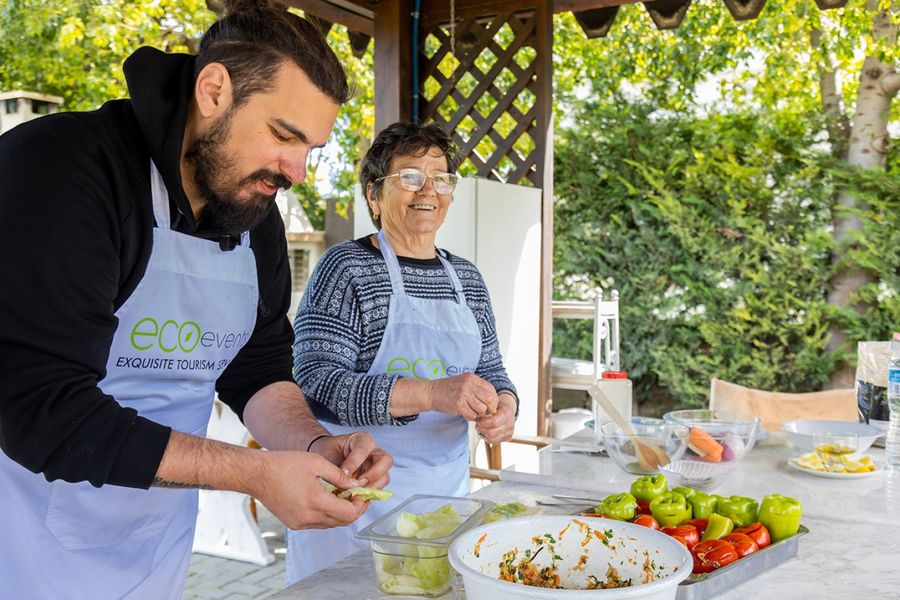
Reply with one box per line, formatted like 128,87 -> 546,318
285,229 -> 482,584
0,162 -> 258,599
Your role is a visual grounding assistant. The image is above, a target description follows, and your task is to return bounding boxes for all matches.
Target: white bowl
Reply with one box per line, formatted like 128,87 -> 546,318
780,419 -> 882,453
449,515 -> 692,600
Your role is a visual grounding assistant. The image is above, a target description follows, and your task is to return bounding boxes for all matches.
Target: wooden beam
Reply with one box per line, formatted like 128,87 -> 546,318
534,0 -> 554,438
645,0 -> 692,30
283,0 -> 374,35
552,0 -> 643,13
420,0 -> 538,27
573,6 -> 619,38
373,0 -> 413,131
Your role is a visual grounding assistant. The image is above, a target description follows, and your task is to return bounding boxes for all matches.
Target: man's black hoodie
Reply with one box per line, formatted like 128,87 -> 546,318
0,48 -> 295,489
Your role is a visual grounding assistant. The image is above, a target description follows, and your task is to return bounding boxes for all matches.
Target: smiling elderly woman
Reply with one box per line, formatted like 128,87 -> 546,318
284,121 -> 519,583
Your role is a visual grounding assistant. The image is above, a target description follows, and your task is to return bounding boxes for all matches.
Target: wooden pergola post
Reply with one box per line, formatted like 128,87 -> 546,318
373,0 -> 413,130
534,0 -> 554,437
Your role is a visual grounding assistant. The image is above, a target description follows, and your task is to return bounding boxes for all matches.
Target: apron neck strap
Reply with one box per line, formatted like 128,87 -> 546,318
375,229 -> 406,295
375,229 -> 466,304
436,251 -> 467,305
150,160 -> 172,231
149,160 -> 251,247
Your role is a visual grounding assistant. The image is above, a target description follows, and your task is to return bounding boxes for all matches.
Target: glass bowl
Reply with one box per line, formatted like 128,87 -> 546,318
600,417 -> 690,475
663,409 -> 760,463
660,459 -> 730,491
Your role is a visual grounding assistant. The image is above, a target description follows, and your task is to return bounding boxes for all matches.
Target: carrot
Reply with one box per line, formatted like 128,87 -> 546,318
688,427 -> 723,462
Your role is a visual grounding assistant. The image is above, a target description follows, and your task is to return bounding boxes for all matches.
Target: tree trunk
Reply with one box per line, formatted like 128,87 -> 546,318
826,2 -> 899,388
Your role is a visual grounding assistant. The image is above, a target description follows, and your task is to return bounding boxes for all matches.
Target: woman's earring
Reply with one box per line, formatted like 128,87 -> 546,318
373,213 -> 380,221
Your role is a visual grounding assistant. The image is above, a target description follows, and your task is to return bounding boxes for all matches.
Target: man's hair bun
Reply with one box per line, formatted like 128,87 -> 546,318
225,0 -> 278,16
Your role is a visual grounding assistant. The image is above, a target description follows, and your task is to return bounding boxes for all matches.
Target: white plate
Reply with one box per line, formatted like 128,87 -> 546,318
787,457 -> 878,479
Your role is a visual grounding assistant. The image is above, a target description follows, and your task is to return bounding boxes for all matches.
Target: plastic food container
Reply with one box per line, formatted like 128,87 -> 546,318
355,494 -> 493,597
449,515 -> 693,600
664,410 -> 760,463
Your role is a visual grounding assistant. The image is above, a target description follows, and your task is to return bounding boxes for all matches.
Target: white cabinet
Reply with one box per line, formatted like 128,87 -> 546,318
354,178 -> 542,461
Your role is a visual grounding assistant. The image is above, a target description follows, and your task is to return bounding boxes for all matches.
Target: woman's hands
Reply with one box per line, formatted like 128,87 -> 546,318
474,392 -> 516,444
427,373 -> 500,421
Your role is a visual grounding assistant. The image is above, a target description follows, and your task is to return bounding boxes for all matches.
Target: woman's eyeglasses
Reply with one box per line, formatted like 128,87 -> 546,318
376,168 -> 458,195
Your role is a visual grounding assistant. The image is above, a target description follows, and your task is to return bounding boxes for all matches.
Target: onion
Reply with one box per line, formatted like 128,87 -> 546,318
721,433 -> 745,461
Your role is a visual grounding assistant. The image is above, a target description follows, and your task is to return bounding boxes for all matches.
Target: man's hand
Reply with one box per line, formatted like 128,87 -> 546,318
309,432 -> 392,491
474,392 -> 516,444
154,430 -> 371,530
427,373 -> 500,421
253,450 -> 370,530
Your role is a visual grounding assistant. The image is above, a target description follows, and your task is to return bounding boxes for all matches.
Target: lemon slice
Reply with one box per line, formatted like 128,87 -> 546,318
859,456 -> 876,471
795,453 -> 825,470
841,459 -> 869,473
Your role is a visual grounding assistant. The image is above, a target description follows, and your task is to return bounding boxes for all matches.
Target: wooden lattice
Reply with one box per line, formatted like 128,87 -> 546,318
418,11 -> 542,187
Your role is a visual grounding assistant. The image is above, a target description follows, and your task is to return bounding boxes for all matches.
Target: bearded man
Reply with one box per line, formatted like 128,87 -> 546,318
0,3 -> 391,597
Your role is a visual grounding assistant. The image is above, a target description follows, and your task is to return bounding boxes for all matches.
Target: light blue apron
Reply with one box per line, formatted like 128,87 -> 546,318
284,228 -> 483,584
0,162 -> 258,599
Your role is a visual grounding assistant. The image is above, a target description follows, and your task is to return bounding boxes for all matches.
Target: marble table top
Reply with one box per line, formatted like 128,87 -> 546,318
273,432 -> 900,599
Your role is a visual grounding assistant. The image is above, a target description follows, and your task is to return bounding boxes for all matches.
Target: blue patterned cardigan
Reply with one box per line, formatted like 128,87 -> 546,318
292,237 -> 518,427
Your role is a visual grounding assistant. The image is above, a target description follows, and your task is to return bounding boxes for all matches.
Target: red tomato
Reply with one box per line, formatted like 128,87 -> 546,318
734,522 -> 771,549
636,499 -> 652,515
633,514 -> 660,530
722,533 -> 759,558
683,518 -> 709,537
691,539 -> 739,574
661,525 -> 700,551
670,535 -> 689,548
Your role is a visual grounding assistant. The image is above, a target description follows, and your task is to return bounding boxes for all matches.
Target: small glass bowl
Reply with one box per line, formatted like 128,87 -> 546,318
601,417 -> 690,475
663,409 -> 760,463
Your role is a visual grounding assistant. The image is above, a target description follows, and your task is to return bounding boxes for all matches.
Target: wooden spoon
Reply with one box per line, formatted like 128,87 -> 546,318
589,382 -> 670,471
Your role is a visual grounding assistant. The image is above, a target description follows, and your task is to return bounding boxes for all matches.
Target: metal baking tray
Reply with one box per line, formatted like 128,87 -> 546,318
675,525 -> 809,600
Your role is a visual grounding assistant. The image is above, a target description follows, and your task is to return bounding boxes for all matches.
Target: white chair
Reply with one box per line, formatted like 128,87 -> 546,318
709,378 -> 858,433
471,291 -> 621,479
192,401 -> 275,566
550,289 -> 621,391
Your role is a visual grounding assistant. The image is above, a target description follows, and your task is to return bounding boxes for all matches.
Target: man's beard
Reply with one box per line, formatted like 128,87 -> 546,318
184,112 -> 292,236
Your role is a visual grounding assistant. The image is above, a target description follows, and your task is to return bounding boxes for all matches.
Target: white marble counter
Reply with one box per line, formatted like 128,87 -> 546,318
273,435 -> 900,599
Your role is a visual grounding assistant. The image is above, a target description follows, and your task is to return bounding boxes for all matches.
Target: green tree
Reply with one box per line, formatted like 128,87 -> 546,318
551,1 -> 899,399
0,0 -> 214,111
0,1 -> 374,227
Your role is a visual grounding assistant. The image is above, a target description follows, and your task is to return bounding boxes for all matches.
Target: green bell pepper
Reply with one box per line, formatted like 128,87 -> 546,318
758,494 -> 802,543
595,493 -> 638,521
687,491 -> 719,519
700,512 -> 734,541
672,486 -> 697,501
630,474 -> 669,502
649,491 -> 692,527
716,495 -> 759,528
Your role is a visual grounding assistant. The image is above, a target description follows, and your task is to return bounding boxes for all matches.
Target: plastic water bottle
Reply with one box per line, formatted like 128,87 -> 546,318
887,332 -> 900,470
591,371 -> 633,445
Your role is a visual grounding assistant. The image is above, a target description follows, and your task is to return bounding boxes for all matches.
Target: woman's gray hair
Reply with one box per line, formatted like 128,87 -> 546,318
359,122 -> 460,229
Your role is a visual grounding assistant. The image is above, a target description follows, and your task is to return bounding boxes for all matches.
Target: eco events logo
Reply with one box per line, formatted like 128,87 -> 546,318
129,317 -> 251,353
386,357 -> 475,380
